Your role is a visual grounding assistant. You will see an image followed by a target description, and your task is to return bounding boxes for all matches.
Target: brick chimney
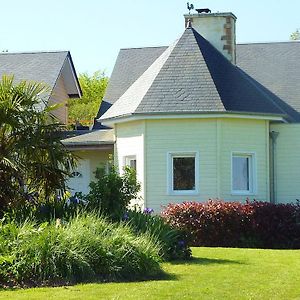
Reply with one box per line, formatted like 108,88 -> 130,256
184,12 -> 237,64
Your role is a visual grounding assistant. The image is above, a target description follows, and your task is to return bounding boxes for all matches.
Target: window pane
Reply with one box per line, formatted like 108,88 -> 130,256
129,159 -> 136,170
232,156 -> 249,191
173,157 -> 195,190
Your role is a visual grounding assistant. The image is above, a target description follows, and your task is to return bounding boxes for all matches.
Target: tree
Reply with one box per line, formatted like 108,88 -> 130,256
68,71 -> 109,126
0,75 -> 77,210
290,29 -> 300,40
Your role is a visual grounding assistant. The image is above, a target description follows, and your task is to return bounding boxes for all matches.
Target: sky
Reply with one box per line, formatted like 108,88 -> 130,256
1,0 -> 299,76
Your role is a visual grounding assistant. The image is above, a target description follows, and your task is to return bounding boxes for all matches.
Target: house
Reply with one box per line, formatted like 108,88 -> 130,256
0,51 -> 82,124
66,12 -> 300,212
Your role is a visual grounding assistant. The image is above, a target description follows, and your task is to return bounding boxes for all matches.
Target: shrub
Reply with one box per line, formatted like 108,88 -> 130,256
85,167 -> 140,220
0,213 -> 163,287
124,210 -> 191,260
161,200 -> 300,249
161,200 -> 253,247
250,201 -> 300,248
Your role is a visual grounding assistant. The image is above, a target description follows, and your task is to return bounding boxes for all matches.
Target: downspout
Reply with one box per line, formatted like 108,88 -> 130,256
269,131 -> 279,204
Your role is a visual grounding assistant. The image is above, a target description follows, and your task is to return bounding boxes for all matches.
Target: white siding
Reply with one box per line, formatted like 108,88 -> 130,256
115,121 -> 145,208
270,123 -> 300,203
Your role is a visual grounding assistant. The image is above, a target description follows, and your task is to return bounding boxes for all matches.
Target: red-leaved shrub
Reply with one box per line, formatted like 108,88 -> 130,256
161,200 -> 300,249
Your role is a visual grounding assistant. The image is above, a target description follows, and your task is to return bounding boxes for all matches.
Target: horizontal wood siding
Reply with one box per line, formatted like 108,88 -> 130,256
145,118 -> 269,212
219,119 -> 269,202
145,119 -> 218,212
48,75 -> 69,124
115,121 -> 145,207
270,123 -> 300,203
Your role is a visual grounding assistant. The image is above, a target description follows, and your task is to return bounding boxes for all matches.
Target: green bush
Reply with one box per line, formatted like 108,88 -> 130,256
125,210 -> 191,260
86,166 -> 140,220
0,213 -> 162,287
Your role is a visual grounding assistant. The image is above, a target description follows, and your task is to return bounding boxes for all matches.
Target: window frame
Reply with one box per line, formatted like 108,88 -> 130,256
124,155 -> 137,171
167,151 -> 199,196
231,151 -> 257,195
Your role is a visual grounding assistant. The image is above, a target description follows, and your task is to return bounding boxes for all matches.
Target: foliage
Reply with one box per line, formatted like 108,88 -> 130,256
290,29 -> 300,40
161,200 -> 300,248
0,75 -> 76,211
0,213 -> 162,287
85,166 -> 140,220
4,193 -> 84,223
124,210 -> 191,260
68,71 -> 108,126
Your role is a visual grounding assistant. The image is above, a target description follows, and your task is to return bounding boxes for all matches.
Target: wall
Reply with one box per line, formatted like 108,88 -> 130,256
270,123 -> 300,204
48,74 -> 69,124
115,121 -> 145,208
67,149 -> 112,195
144,118 -> 269,212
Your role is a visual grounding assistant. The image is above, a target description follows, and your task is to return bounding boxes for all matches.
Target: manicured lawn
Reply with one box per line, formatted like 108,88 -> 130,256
1,247 -> 300,300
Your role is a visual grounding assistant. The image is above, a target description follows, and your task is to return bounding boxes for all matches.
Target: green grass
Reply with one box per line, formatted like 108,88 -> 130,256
1,247 -> 300,300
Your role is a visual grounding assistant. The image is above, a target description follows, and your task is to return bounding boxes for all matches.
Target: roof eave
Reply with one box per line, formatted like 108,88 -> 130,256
100,111 -> 286,127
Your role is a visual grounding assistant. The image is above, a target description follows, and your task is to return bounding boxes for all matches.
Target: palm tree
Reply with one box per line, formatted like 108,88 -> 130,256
0,75 -> 77,210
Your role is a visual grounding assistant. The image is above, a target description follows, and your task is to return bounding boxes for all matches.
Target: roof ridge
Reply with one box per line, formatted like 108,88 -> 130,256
0,50 -> 69,55
237,41 -> 300,45
120,46 -> 168,50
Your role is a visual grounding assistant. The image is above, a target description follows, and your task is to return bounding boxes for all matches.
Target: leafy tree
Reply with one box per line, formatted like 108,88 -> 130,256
0,75 -> 77,210
68,71 -> 108,126
290,29 -> 300,40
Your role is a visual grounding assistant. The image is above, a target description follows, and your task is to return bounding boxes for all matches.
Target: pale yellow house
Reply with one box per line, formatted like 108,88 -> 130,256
64,12 -> 300,212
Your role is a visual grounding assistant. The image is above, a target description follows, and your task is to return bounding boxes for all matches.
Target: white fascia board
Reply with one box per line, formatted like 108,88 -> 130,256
101,113 -> 285,127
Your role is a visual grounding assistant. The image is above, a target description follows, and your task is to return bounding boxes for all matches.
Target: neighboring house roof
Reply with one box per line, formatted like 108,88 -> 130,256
100,28 -> 291,122
236,42 -> 300,121
0,51 -> 82,100
61,129 -> 114,150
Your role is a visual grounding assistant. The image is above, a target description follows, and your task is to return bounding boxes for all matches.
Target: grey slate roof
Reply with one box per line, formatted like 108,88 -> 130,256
100,28 -> 290,121
0,51 -> 81,99
61,129 -> 114,146
96,35 -> 300,123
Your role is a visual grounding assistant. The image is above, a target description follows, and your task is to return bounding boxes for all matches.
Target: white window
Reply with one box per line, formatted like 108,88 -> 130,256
168,152 -> 199,195
231,152 -> 256,195
124,155 -> 137,171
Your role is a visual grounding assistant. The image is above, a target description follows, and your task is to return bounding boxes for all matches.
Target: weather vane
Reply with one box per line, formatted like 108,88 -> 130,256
187,2 -> 194,14
187,2 -> 212,14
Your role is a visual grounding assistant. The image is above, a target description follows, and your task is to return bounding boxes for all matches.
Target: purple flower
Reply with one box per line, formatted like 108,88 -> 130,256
143,208 -> 154,215
178,240 -> 185,248
123,212 -> 129,221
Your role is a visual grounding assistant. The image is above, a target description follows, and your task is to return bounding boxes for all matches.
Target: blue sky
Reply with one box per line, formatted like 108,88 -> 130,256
1,0 -> 299,75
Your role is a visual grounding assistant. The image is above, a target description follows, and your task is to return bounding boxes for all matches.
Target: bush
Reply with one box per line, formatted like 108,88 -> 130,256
85,167 -> 140,220
161,200 -> 300,249
250,201 -> 300,248
0,213 -> 163,287
124,210 -> 191,260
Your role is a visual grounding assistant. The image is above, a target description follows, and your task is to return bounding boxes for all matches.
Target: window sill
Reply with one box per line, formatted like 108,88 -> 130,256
231,191 -> 256,196
168,190 -> 199,196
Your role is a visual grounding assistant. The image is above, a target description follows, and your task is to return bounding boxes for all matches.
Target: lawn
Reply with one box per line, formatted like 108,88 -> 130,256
1,247 -> 299,300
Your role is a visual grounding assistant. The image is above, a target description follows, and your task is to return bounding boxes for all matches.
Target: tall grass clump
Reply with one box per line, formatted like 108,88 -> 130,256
125,210 -> 191,260
0,213 -> 163,287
